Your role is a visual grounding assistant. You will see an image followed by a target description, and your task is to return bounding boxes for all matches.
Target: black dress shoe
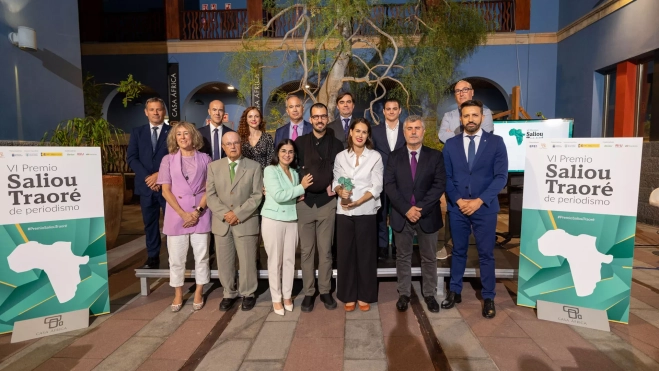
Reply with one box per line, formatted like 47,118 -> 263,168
482,299 -> 496,319
396,295 -> 410,312
219,297 -> 238,311
301,295 -> 315,312
424,296 -> 440,313
320,293 -> 337,310
140,257 -> 160,269
441,291 -> 462,309
378,247 -> 389,260
242,296 -> 256,311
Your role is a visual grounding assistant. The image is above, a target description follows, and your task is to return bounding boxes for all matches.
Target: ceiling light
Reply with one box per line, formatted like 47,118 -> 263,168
305,85 -> 310,88
194,99 -> 204,105
227,85 -> 235,90
212,86 -> 220,91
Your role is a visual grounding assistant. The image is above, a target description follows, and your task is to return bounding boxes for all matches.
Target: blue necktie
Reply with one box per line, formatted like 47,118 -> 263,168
467,135 -> 475,171
213,128 -> 220,160
343,118 -> 350,138
151,127 -> 158,152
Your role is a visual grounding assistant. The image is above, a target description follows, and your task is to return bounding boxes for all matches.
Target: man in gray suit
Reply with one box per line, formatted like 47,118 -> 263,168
207,131 -> 264,311
327,92 -> 355,148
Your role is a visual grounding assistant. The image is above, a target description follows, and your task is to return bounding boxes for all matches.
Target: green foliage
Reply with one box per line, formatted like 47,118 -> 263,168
230,0 -> 490,122
422,117 -> 443,151
42,117 -> 123,174
83,72 -> 143,118
536,111 -> 547,120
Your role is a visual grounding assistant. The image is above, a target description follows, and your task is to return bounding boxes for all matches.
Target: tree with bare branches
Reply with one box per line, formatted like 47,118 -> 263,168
229,0 -> 489,125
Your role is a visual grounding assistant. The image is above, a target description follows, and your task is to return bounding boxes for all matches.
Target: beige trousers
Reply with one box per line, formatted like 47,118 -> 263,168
262,217 -> 298,302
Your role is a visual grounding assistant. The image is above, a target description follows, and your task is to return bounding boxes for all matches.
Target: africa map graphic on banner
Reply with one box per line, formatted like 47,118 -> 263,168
517,138 -> 642,323
0,147 -> 109,334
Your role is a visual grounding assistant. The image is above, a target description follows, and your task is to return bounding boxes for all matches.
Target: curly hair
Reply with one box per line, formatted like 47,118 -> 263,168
237,106 -> 267,143
166,121 -> 204,154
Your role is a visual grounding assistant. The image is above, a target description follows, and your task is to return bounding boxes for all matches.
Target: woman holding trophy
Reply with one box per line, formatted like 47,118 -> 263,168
333,118 -> 383,312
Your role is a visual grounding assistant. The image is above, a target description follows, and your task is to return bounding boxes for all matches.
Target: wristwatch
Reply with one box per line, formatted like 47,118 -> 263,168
194,206 -> 204,214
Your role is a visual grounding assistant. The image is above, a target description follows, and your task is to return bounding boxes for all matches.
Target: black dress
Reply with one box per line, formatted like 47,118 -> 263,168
242,132 -> 275,169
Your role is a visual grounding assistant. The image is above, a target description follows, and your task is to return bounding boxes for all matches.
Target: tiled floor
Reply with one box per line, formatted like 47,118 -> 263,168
3,204 -> 659,370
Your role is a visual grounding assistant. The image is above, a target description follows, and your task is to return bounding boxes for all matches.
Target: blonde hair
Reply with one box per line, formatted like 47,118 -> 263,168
166,122 -> 204,154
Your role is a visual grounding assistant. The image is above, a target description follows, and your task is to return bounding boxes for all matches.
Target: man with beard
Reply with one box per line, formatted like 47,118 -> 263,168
295,103 -> 344,312
437,80 -> 494,260
441,100 -> 508,319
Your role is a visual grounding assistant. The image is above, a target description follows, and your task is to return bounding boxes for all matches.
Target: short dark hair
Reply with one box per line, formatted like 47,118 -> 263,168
335,92 -> 354,105
346,118 -> 374,151
270,139 -> 299,169
460,100 -> 484,114
383,97 -> 400,109
310,102 -> 328,114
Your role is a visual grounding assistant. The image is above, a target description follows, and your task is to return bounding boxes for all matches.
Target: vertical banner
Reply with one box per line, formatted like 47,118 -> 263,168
251,64 -> 263,113
0,147 -> 109,334
168,63 -> 180,122
517,138 -> 643,323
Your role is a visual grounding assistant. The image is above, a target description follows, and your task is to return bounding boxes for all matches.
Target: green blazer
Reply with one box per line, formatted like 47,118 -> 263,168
262,165 -> 305,221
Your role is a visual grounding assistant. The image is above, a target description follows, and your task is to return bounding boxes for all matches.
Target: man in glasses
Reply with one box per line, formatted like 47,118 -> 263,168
274,94 -> 312,146
436,80 -> 494,260
295,103 -> 344,312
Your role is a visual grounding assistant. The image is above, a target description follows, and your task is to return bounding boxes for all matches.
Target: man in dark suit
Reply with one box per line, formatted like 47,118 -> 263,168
385,115 -> 446,313
327,91 -> 355,148
274,95 -> 312,146
127,97 -> 171,269
441,100 -> 508,319
371,97 -> 405,260
199,100 -> 234,161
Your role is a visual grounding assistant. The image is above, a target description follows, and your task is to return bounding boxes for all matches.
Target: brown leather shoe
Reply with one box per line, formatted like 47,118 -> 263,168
344,303 -> 356,312
359,303 -> 370,312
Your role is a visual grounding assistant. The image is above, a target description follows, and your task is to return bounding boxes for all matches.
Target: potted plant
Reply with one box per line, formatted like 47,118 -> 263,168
42,73 -> 143,249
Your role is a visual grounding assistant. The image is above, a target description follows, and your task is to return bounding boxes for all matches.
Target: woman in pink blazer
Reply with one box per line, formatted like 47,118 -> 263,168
157,122 -> 212,312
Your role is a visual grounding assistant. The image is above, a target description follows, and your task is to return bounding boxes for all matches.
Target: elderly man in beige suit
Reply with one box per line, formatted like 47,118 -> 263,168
207,131 -> 264,311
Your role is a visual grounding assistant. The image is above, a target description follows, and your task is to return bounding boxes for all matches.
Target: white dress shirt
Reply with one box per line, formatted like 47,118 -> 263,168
209,123 -> 224,155
407,146 -> 421,164
149,122 -> 164,140
332,148 -> 384,216
463,128 -> 483,160
385,121 -> 400,151
227,156 -> 241,173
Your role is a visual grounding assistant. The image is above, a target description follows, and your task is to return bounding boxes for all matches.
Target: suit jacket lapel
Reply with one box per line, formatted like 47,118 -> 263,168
472,131 -> 491,168
231,158 -> 248,191
153,125 -> 168,157
395,124 -> 406,151
454,133 -> 470,170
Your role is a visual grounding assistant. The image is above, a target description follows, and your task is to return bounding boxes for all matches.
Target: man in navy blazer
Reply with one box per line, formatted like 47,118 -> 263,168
198,100 -> 234,161
372,98 -> 406,260
441,100 -> 508,319
274,95 -> 312,147
127,97 -> 171,269
384,115 -> 446,313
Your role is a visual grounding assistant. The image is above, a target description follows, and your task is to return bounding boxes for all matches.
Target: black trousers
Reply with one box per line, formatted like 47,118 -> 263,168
336,214 -> 378,303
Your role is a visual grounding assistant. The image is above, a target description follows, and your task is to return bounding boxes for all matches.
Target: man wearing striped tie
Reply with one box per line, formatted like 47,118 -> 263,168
199,100 -> 234,162
327,91 -> 355,148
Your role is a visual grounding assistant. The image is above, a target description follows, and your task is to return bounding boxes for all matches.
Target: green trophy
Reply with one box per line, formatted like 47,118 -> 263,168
338,177 -> 354,205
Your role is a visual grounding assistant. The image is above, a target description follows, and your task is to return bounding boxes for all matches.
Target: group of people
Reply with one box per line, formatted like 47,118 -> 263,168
126,80 -> 508,319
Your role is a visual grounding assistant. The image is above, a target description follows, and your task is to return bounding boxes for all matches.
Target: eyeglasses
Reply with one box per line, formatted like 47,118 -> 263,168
223,141 -> 240,147
310,114 -> 328,120
454,88 -> 473,95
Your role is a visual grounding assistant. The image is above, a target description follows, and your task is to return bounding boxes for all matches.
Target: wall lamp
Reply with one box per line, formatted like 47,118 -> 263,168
8,26 -> 37,51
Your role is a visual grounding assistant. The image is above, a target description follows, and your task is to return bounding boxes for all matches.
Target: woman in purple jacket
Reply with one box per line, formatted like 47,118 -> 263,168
157,122 -> 212,312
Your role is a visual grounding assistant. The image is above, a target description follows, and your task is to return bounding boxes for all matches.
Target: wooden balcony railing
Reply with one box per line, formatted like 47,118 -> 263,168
464,0 -> 515,32
181,10 -> 249,40
100,11 -> 166,42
